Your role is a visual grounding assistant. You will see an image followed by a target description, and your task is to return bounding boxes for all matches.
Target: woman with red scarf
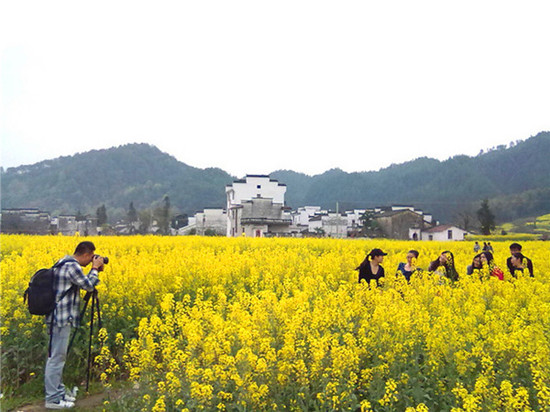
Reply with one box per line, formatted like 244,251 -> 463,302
480,251 -> 504,280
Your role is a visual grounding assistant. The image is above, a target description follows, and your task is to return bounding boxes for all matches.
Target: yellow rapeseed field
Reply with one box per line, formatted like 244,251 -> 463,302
1,235 -> 550,411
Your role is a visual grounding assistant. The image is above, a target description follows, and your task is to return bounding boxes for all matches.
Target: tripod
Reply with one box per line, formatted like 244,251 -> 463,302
68,289 -> 102,392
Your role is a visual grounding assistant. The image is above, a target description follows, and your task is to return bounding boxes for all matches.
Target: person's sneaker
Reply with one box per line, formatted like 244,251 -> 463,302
63,393 -> 76,402
45,399 -> 75,409
63,387 -> 77,402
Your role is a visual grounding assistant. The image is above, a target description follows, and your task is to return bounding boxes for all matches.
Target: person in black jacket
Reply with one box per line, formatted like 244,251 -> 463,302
357,248 -> 387,286
509,252 -> 534,277
506,243 -> 534,277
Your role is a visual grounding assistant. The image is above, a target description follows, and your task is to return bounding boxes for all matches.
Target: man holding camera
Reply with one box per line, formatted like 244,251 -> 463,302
45,241 -> 104,409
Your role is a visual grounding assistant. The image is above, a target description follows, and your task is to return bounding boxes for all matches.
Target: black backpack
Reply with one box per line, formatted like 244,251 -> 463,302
24,259 -> 76,315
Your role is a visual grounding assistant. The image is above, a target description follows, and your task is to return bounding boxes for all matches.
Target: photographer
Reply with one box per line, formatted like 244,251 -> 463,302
44,241 -> 104,409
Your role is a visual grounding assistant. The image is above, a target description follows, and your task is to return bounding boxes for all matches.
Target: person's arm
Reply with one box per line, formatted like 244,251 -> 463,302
396,262 -> 404,275
506,257 -> 514,273
66,261 -> 100,292
528,258 -> 534,277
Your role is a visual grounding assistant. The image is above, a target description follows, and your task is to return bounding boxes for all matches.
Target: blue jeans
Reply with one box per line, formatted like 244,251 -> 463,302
45,325 -> 72,403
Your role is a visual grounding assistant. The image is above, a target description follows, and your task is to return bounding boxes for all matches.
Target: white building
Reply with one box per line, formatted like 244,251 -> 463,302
238,198 -> 292,237
422,225 -> 469,241
346,209 -> 366,229
195,208 -> 227,236
177,216 -> 196,235
226,175 -> 286,207
226,175 -> 289,237
321,212 -> 348,238
307,215 -> 323,234
293,206 -> 322,226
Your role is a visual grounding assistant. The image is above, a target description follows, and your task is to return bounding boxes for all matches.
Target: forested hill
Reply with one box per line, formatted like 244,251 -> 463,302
272,131 -> 550,222
2,132 -> 550,224
1,144 -> 235,221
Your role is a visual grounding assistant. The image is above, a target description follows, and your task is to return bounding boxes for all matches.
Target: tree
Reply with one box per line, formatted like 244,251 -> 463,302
359,210 -> 383,237
96,204 -> 108,226
314,227 -> 326,237
75,210 -> 86,221
477,199 -> 495,235
138,209 -> 152,234
153,195 -> 171,235
454,208 -> 475,232
127,202 -> 138,223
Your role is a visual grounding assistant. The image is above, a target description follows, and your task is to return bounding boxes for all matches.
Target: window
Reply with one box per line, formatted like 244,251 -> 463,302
448,230 -> 453,240
429,235 -> 433,241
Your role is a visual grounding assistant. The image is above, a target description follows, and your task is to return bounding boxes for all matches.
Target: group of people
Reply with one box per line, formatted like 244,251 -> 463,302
357,242 -> 534,286
473,241 -> 494,253
467,242 -> 534,278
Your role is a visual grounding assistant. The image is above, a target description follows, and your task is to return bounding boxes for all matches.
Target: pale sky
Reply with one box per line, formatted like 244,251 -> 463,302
1,1 -> 549,177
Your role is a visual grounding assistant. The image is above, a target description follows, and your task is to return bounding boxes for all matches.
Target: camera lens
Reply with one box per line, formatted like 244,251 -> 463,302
94,255 -> 109,264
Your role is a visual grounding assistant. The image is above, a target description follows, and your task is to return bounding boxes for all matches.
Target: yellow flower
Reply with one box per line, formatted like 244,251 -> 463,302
2,235 -> 550,411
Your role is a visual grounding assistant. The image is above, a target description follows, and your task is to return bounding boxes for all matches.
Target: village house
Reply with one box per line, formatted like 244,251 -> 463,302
345,209 -> 367,237
320,212 -> 348,238
421,225 -> 470,241
194,208 -> 227,236
114,221 -> 140,235
1,208 -> 98,236
1,208 -> 52,234
373,207 -> 435,240
226,175 -> 292,237
290,208 -> 363,238
56,215 -> 99,236
293,206 -> 322,227
239,198 -> 293,237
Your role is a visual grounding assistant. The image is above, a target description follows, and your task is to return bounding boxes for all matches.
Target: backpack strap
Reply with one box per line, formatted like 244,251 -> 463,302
51,258 -> 79,304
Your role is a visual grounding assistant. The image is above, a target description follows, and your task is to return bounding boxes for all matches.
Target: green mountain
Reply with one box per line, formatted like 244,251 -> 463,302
1,144 -> 234,222
272,131 -> 550,222
2,132 -> 550,225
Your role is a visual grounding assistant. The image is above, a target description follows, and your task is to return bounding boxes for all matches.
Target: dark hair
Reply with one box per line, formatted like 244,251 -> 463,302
509,242 -> 522,251
428,250 -> 458,281
74,241 -> 96,255
356,256 -> 370,270
356,249 -> 385,270
480,251 -> 494,263
472,253 -> 482,269
408,250 -> 419,258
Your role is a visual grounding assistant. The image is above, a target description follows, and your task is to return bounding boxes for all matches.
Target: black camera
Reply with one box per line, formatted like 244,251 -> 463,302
94,255 -> 109,264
